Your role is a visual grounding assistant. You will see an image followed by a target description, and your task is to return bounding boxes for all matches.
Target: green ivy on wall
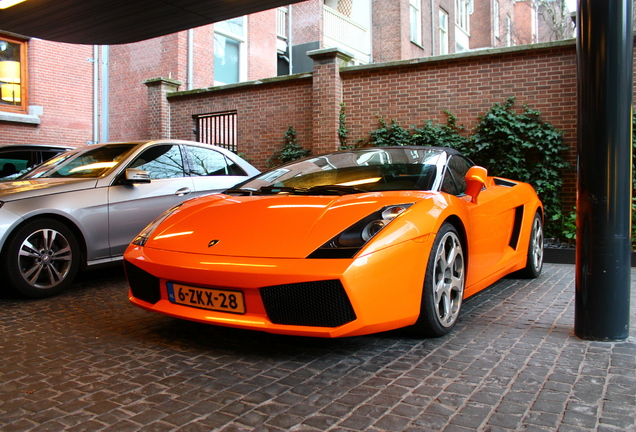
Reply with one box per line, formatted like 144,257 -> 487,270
363,98 -> 570,237
267,125 -> 311,168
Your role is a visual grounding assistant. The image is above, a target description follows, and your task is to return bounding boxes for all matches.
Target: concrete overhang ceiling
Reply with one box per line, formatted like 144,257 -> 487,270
0,0 -> 299,45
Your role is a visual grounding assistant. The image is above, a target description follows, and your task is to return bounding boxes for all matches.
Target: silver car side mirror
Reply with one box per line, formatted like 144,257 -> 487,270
123,168 -> 151,184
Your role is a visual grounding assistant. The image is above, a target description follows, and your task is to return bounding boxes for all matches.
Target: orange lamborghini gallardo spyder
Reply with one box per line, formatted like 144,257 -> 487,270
124,146 -> 543,338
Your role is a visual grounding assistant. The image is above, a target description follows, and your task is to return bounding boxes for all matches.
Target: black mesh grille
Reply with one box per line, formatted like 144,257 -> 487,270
260,280 -> 356,327
124,260 -> 161,304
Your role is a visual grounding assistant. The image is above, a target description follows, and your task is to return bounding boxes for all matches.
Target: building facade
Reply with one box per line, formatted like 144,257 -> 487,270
1,0 -> 577,148
0,37 -> 94,145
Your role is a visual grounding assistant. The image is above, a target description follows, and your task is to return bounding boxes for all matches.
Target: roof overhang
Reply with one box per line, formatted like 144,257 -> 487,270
0,0 -> 299,45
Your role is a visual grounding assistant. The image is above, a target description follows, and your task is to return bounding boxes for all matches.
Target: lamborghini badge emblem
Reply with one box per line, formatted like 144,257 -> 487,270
208,240 -> 220,247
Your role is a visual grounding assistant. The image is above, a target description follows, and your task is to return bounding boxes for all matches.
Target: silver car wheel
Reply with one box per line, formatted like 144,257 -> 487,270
432,230 -> 465,328
515,211 -> 544,279
18,228 -> 73,289
529,215 -> 544,272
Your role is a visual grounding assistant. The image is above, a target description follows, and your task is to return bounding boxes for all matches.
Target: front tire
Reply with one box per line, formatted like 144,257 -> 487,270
1,218 -> 81,298
411,223 -> 466,337
515,211 -> 543,278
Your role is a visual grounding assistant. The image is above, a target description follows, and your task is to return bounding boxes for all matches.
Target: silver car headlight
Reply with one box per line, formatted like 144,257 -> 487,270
308,204 -> 413,259
131,203 -> 183,247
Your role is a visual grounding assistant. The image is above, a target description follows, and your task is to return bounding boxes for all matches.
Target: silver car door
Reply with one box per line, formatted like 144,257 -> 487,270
107,144 -> 194,257
184,144 -> 251,195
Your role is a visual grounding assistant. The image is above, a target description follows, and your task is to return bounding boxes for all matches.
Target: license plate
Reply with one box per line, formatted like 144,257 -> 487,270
167,283 -> 246,314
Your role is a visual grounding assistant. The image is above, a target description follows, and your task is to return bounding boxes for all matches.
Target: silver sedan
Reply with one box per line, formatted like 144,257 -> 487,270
0,140 -> 259,298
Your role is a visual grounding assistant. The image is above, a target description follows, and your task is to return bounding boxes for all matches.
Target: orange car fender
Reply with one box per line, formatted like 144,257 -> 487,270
459,180 -> 543,296
515,186 -> 544,260
337,193 -> 471,333
338,235 -> 435,335
357,192 -> 470,259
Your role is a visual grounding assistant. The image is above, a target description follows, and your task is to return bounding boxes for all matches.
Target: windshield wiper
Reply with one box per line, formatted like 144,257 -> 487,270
224,187 -> 257,196
225,186 -> 305,195
227,185 -> 367,196
257,186 -> 306,195
305,185 -> 366,195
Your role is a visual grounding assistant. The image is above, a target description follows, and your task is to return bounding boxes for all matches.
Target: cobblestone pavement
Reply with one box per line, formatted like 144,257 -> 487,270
1,263 -> 635,432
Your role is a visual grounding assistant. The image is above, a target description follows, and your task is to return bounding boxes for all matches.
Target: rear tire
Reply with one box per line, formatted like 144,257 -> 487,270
515,211 -> 543,279
1,218 -> 81,298
411,223 -> 465,337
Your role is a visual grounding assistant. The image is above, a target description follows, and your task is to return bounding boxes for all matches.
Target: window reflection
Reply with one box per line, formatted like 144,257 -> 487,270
0,36 -> 25,111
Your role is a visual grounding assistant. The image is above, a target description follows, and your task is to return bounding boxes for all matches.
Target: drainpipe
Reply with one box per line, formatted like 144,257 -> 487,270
92,45 -> 99,143
367,1 -> 372,62
288,4 -> 293,74
187,29 -> 194,90
430,0 -> 435,55
100,45 -> 109,143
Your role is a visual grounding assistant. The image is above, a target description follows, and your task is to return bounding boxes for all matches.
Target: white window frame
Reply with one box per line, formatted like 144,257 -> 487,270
214,16 -> 248,86
493,0 -> 500,41
506,15 -> 512,46
532,3 -> 539,43
455,0 -> 470,33
410,0 -> 422,46
439,9 -> 449,55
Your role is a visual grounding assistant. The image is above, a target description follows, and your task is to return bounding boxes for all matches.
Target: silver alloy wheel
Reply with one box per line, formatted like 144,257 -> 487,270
18,228 -> 73,289
432,230 -> 465,328
530,216 -> 544,271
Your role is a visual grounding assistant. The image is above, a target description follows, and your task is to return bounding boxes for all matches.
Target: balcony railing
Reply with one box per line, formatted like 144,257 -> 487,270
323,6 -> 370,61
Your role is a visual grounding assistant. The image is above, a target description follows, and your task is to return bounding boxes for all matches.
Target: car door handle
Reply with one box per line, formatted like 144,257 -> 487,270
175,187 -> 192,197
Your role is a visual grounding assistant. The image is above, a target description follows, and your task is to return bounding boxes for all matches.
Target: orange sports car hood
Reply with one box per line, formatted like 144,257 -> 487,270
144,192 -> 430,258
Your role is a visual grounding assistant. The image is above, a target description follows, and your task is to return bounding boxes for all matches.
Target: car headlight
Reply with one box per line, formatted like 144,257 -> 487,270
131,203 -> 183,247
308,204 -> 413,259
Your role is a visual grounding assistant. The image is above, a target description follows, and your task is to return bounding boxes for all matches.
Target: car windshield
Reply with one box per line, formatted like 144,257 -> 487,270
234,147 -> 446,195
20,144 -> 137,179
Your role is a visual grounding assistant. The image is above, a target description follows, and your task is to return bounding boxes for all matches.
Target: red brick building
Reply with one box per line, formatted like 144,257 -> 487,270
156,40 -> 580,213
0,37 -> 94,145
2,0 -> 574,147
0,0 -> 588,215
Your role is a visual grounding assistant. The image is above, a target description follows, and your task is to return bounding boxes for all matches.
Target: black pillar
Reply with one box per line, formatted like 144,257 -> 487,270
575,0 -> 633,341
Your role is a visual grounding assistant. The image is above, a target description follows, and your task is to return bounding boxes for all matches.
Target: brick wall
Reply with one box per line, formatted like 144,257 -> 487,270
471,0 -> 493,49
341,42 -> 578,209
291,0 -> 323,45
514,0 -> 536,45
0,39 -> 93,146
168,75 -> 314,165
192,27 -> 215,89
371,0 -> 446,61
109,33 -> 186,141
162,40 -> 580,210
496,0 -> 517,47
248,10 -> 278,81
109,13 -> 280,141
371,0 -> 409,62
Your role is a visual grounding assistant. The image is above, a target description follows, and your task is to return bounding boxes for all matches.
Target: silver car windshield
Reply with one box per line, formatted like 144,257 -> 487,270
237,147 -> 446,195
21,144 -> 137,179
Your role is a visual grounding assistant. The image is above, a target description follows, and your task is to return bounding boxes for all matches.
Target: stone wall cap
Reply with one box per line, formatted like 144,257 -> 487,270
341,39 -> 576,73
144,77 -> 183,87
168,73 -> 312,98
307,47 -> 355,62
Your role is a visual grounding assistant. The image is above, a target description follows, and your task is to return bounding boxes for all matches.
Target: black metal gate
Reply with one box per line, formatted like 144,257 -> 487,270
194,110 -> 238,152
